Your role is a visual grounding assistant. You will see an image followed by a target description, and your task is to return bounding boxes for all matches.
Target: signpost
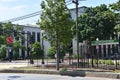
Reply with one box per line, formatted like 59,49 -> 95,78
92,40 -> 118,45
6,36 -> 13,62
6,36 -> 13,44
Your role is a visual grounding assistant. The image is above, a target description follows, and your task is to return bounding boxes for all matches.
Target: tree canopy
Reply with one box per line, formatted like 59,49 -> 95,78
110,0 -> 120,12
110,0 -> 120,32
37,0 -> 74,70
73,4 -> 117,42
37,0 -> 73,47
0,22 -> 25,59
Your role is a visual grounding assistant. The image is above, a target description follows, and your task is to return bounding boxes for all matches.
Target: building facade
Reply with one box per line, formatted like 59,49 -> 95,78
71,7 -> 120,59
5,24 -> 50,59
4,6 -> 116,59
20,7 -> 87,59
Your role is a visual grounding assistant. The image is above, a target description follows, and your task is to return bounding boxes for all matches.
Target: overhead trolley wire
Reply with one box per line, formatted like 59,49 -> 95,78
1,11 -> 42,22
1,0 -> 73,22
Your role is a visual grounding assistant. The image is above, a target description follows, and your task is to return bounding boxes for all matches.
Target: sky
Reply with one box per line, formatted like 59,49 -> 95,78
0,0 -> 118,25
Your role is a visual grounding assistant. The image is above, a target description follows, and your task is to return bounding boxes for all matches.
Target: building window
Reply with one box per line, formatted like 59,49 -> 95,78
37,32 -> 40,42
108,45 -> 111,55
21,31 -> 25,45
27,31 -> 31,43
32,32 -> 35,43
103,45 -> 106,58
93,46 -> 96,57
21,31 -> 25,59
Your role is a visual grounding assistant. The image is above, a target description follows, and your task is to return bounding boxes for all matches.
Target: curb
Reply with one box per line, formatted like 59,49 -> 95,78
0,69 -> 59,75
0,69 -> 120,79
86,72 -> 120,79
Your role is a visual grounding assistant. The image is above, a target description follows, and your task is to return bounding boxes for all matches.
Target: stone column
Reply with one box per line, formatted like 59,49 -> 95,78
106,44 -> 108,58
101,45 -> 104,58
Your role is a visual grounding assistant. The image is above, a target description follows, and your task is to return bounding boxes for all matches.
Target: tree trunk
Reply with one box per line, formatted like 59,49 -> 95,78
56,32 -> 59,70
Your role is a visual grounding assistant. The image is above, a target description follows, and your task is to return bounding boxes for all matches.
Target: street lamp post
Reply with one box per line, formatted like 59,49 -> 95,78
118,36 -> 120,69
96,38 -> 99,68
29,44 -> 34,64
41,30 -> 45,67
72,0 -> 80,68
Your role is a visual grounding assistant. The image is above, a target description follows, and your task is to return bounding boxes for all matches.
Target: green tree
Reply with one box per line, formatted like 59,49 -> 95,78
12,41 -> 20,59
0,36 -> 6,45
2,22 -> 23,38
114,24 -> 120,32
110,0 -> 120,32
72,4 -> 117,61
37,0 -> 73,45
47,47 -> 56,59
0,22 -> 24,59
2,22 -> 14,37
32,42 -> 42,58
74,4 -> 117,41
47,47 -> 65,62
0,45 -> 7,59
110,0 -> 120,12
37,0 -> 73,70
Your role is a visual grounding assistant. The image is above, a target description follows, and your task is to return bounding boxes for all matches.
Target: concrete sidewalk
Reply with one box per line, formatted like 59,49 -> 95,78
0,59 -> 58,69
0,60 -> 28,69
0,60 -> 120,79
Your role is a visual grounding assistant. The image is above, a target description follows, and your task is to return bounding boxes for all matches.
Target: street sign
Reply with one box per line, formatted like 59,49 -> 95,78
6,36 -> 13,44
92,40 -> 118,45
8,46 -> 12,52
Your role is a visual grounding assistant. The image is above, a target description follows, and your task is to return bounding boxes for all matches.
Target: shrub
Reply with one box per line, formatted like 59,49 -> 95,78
102,60 -> 106,64
89,59 -> 92,64
13,52 -> 19,59
105,60 -> 114,65
61,67 -> 67,71
93,59 -> 97,64
71,54 -> 77,59
98,60 -> 102,64
99,60 -> 105,64
47,47 -> 56,59
13,41 -> 20,59
32,42 -> 42,58
0,45 -> 7,59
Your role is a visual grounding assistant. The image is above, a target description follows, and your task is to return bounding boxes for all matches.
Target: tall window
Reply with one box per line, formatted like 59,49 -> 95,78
37,32 -> 40,42
21,31 -> 25,45
103,45 -> 106,58
32,32 -> 35,43
108,45 -> 111,55
27,31 -> 31,43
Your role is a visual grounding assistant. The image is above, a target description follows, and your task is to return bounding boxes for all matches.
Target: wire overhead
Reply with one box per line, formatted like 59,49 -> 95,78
1,0 -> 73,22
1,11 -> 42,23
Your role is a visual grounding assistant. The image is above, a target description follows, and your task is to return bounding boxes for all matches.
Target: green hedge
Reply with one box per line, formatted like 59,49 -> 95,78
89,59 -> 114,65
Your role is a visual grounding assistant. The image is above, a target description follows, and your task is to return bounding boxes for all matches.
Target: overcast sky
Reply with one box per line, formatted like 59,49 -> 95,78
0,0 -> 118,25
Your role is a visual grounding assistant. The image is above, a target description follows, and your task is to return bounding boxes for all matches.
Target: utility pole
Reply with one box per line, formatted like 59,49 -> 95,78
72,0 -> 79,68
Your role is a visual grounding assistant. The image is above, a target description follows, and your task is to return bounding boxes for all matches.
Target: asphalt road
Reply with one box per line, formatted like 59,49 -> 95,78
0,73 -> 119,80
